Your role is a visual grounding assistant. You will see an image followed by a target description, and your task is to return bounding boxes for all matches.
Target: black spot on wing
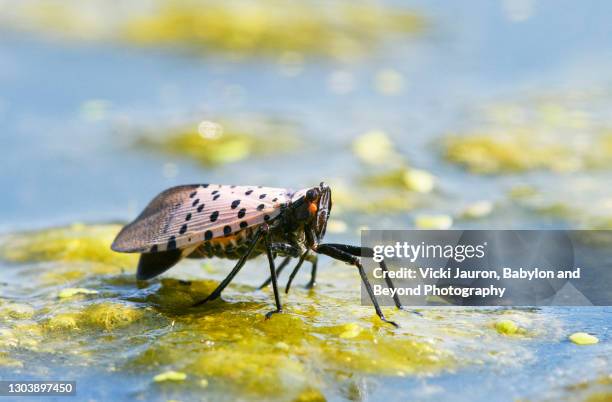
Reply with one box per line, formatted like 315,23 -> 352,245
197,204 -> 204,213
192,199 -> 200,207
240,221 -> 248,229
167,236 -> 177,250
231,199 -> 241,209
257,204 -> 265,211
189,191 -> 197,198
185,213 -> 192,221
213,194 -> 220,201
210,211 -> 219,222
259,194 -> 266,199
245,189 -> 253,195
205,230 -> 213,240
179,224 -> 187,235
223,225 -> 232,236
237,208 -> 246,218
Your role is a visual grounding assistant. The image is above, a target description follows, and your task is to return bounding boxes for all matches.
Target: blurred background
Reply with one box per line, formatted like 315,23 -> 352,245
0,1 -> 611,401
1,0 -> 611,233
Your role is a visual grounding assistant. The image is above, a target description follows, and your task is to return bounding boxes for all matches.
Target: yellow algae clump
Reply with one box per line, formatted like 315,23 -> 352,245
293,388 -> 327,402
339,323 -> 362,339
123,1 -> 424,59
494,320 -> 519,335
353,130 -> 402,166
460,201 -> 493,219
3,1 -> 423,60
0,303 -> 36,320
312,182 -> 417,214
0,224 -> 135,267
586,393 -> 612,402
362,167 -> 435,193
569,332 -> 599,345
80,302 -> 143,331
189,349 -> 308,395
509,185 -> 538,200
153,370 -> 187,382
443,132 -> 572,174
136,119 -> 300,167
443,92 -> 612,174
45,304 -> 147,333
58,288 -> 99,299
0,328 -> 19,348
563,374 -> 612,402
415,214 -> 453,229
44,313 -> 80,331
321,334 -> 450,376
403,169 -> 435,193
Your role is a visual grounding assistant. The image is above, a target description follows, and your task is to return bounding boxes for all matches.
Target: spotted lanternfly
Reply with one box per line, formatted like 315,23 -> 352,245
112,182 -> 403,326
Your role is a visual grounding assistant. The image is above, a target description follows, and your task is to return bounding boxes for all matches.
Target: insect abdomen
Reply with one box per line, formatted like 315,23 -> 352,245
186,225 -> 265,260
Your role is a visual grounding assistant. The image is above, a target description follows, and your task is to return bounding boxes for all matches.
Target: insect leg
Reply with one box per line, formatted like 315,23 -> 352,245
192,228 -> 264,306
315,244 -> 398,327
305,254 -> 318,289
258,244 -> 300,289
258,256 -> 291,289
263,227 -> 283,318
269,243 -> 301,256
285,253 -> 317,293
285,251 -> 308,293
320,244 -> 404,310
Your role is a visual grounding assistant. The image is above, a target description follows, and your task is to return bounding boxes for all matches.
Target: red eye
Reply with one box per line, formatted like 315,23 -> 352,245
308,202 -> 318,215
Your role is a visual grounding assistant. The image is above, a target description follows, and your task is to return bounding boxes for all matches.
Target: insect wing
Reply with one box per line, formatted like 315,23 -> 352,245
112,184 -> 290,253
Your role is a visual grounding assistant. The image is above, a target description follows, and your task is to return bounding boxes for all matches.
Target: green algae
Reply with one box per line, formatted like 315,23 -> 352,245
460,201 -> 494,219
443,132 -> 574,174
351,131 -> 439,216
0,352 -> 23,368
442,93 -> 612,174
44,312 -> 81,331
0,224 -> 558,400
125,287 -> 453,397
494,319 -> 528,336
568,332 -> 599,345
0,223 -> 135,267
153,370 -> 187,382
42,302 -> 150,332
80,302 -> 145,331
328,180 -> 431,215
414,214 -> 453,229
58,287 -> 99,299
562,375 -> 612,402
505,179 -> 612,228
361,167 -> 436,193
3,0 -> 424,60
353,131 -> 404,166
123,1 -> 424,59
136,119 -> 301,167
